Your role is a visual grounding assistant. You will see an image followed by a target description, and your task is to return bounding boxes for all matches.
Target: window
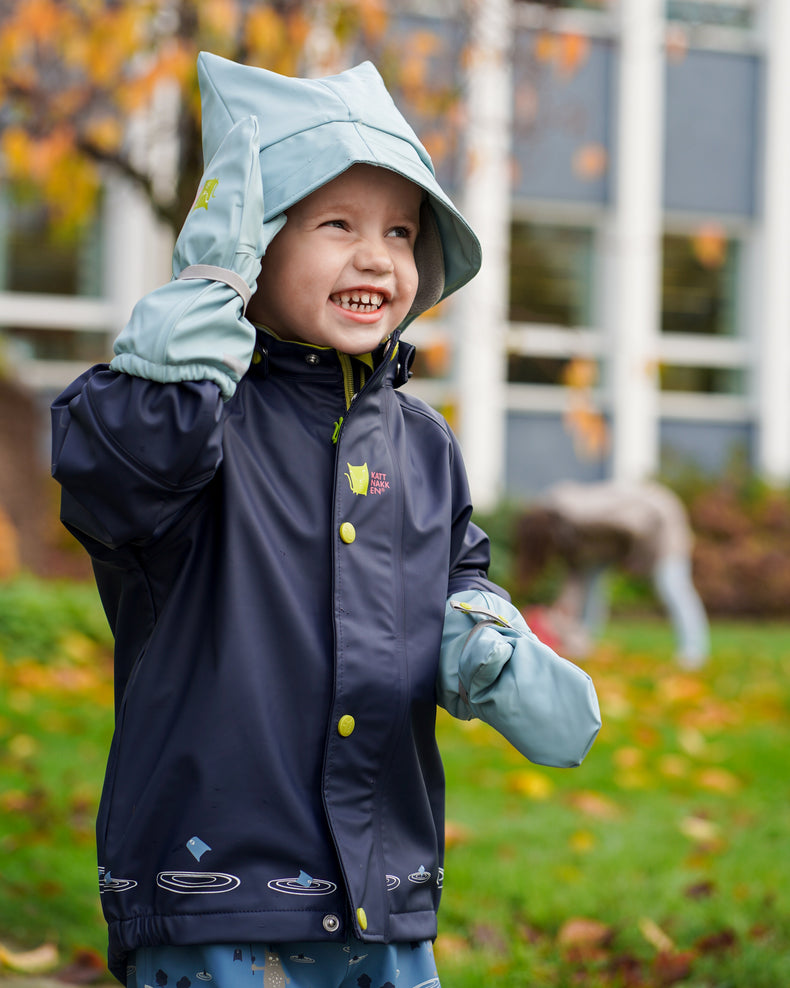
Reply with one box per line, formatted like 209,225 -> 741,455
4,326 -> 110,364
659,364 -> 745,394
509,221 -> 594,326
508,354 -> 572,385
1,192 -> 102,297
516,1 -> 610,10
665,1 -> 755,30
1,188 -> 107,365
661,231 -> 738,337
508,220 -> 595,385
660,230 -> 742,394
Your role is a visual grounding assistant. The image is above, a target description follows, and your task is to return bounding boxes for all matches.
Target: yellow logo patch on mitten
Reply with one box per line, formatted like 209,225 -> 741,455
193,178 -> 219,210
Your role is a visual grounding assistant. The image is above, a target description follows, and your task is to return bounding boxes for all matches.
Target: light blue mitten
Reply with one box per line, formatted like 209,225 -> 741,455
438,589 -> 601,767
110,115 -> 286,399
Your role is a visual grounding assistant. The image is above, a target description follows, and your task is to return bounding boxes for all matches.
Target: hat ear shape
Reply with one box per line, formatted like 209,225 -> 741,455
409,202 -> 445,317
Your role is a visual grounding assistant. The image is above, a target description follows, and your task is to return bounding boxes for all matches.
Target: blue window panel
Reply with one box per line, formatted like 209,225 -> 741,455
370,14 -> 468,195
506,414 -> 753,497
512,31 -> 614,205
664,49 -> 761,216
659,419 -> 754,475
505,411 -> 611,498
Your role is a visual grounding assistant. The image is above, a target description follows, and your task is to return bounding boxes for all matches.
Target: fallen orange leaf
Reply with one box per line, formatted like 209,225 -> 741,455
566,790 -> 621,820
695,928 -> 737,954
56,948 -> 107,985
613,746 -> 644,770
506,769 -> 554,800
444,819 -> 472,848
557,917 -> 613,961
658,674 -> 707,703
652,949 -> 696,984
684,880 -> 715,900
433,933 -> 472,963
696,767 -> 740,794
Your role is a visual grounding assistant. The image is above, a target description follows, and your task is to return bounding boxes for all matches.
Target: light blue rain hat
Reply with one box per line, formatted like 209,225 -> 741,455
197,51 -> 481,318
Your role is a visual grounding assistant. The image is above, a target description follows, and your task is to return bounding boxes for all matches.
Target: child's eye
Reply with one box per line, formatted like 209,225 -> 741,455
387,225 -> 414,240
324,219 -> 347,230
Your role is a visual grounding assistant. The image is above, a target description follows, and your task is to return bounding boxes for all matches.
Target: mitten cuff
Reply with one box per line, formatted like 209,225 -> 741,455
178,265 -> 252,311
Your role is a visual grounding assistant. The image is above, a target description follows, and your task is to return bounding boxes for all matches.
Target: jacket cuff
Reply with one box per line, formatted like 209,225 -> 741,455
109,352 -> 242,401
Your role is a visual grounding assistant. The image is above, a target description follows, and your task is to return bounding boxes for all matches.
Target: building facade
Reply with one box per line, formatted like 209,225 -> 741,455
2,0 -> 784,510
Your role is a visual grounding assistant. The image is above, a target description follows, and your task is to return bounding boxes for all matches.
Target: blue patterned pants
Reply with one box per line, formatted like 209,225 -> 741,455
128,938 -> 441,988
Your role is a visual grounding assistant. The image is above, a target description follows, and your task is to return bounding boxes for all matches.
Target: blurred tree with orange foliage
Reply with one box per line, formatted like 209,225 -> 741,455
0,0 -> 459,237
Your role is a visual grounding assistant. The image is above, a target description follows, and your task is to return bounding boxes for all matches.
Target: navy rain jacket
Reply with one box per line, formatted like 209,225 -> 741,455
51,329 -> 505,980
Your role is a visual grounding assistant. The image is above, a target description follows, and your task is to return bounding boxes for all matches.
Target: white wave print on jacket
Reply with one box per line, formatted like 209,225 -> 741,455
408,865 -> 432,884
156,871 -> 241,893
267,870 -> 337,895
98,866 -> 137,893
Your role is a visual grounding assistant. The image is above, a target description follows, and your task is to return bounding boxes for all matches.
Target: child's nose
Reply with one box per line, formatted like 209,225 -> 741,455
355,237 -> 394,274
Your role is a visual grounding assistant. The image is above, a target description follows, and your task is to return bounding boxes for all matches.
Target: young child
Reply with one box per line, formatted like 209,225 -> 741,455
51,53 -> 601,988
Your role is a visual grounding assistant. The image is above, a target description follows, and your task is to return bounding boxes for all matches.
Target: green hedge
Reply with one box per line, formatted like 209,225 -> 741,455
0,576 -> 111,662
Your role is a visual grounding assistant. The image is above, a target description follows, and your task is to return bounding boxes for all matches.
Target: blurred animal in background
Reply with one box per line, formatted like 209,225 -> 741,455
516,479 -> 710,669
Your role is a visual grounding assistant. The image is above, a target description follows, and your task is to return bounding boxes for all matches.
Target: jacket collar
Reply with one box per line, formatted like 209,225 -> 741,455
249,328 -> 415,391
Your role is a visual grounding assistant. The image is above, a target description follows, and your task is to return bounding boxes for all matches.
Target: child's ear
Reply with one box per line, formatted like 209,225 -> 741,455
409,202 -> 444,316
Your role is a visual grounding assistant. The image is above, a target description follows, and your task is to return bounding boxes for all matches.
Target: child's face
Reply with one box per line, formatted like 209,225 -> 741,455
247,164 -> 422,353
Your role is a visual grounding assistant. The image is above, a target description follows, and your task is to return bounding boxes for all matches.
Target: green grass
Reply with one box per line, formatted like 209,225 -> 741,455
436,619 -> 790,987
1,579 -> 789,987
0,579 -> 113,964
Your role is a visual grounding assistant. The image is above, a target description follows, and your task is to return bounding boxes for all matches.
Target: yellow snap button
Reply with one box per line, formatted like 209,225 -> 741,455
356,907 -> 368,931
338,714 -> 355,737
339,522 -> 356,544
252,351 -> 262,365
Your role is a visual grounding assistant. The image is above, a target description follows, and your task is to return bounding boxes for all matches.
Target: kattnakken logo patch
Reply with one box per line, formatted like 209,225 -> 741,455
345,463 -> 390,496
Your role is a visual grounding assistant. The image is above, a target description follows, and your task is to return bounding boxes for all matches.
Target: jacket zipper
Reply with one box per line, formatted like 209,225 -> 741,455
338,353 -> 356,410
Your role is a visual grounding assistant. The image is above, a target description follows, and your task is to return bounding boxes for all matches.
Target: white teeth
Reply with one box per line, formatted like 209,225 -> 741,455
333,291 -> 385,312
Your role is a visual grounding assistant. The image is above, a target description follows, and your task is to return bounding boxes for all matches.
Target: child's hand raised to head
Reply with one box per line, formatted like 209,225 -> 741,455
110,116 -> 286,400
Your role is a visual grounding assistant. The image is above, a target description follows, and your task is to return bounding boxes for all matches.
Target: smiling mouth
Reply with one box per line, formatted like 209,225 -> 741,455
331,291 -> 385,313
